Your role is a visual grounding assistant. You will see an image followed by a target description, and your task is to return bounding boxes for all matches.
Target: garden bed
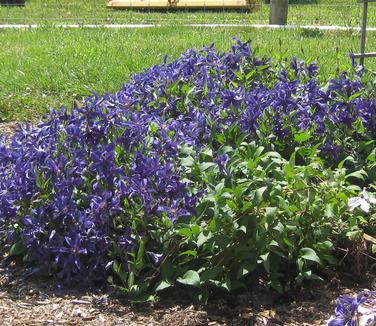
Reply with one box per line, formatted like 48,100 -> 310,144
0,39 -> 375,325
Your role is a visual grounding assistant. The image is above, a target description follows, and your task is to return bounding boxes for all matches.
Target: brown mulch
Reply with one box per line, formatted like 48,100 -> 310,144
0,256 -> 375,326
0,122 -> 19,139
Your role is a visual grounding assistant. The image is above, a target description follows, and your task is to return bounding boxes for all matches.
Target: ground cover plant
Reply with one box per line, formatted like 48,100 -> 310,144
0,40 -> 375,305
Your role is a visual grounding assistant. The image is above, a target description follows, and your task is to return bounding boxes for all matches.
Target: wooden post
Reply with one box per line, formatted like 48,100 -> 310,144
269,0 -> 288,25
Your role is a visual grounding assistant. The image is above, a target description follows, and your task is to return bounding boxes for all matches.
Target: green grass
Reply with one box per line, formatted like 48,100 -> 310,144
1,0 -> 376,123
1,26 -> 375,122
0,0 -> 375,26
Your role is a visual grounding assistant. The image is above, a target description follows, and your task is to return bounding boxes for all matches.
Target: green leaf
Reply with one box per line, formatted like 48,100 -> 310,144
253,186 -> 267,206
372,244 -> 376,254
177,270 -> 201,287
190,224 -> 201,234
216,133 -> 225,144
200,266 -> 222,282
246,70 -> 256,80
231,69 -> 244,80
196,232 -> 211,248
180,145 -> 195,155
315,240 -> 333,251
236,262 -> 256,279
268,279 -> 283,294
129,292 -> 155,303
303,271 -> 323,281
9,240 -> 26,257
224,278 -> 244,292
297,257 -> 304,271
338,156 -> 355,169
296,270 -> 323,284
155,280 -> 172,292
178,228 -> 193,237
346,230 -> 362,240
200,162 -> 216,171
256,64 -> 270,72
35,169 -> 44,189
265,207 -> 277,220
180,156 -> 195,167
367,148 -> 376,163
128,271 -> 135,288
300,247 -> 321,264
259,252 -> 270,273
349,92 -> 362,101
161,262 -> 176,281
113,260 -> 121,274
253,146 -> 265,159
201,148 -> 213,158
346,170 -> 368,181
337,192 -> 348,202
289,152 -> 296,168
135,238 -> 146,271
178,250 -> 197,257
284,164 -> 296,179
282,237 -> 294,248
294,132 -> 312,144
189,288 -> 208,304
215,180 -> 225,193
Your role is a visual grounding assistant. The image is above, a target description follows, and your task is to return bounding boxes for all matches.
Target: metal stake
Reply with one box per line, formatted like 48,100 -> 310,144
360,0 -> 368,66
353,0 -> 376,66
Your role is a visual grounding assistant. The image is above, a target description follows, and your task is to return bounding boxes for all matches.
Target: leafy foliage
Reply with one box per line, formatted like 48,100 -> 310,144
0,39 -> 375,301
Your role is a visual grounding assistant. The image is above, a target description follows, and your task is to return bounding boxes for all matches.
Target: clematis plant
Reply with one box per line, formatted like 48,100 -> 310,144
0,40 -> 375,299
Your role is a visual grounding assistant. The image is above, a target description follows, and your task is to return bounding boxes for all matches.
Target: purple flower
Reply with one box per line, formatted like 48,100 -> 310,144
328,291 -> 376,326
320,142 -> 341,161
146,251 -> 163,265
156,199 -> 192,222
214,154 -> 229,174
222,89 -> 243,108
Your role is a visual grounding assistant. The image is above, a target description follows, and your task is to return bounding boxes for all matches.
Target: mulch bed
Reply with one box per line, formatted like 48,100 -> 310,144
1,252 -> 375,326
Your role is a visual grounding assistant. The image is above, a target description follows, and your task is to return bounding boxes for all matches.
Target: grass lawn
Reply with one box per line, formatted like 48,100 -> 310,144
1,26 -> 376,122
1,0 -> 376,122
0,0 -> 375,26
